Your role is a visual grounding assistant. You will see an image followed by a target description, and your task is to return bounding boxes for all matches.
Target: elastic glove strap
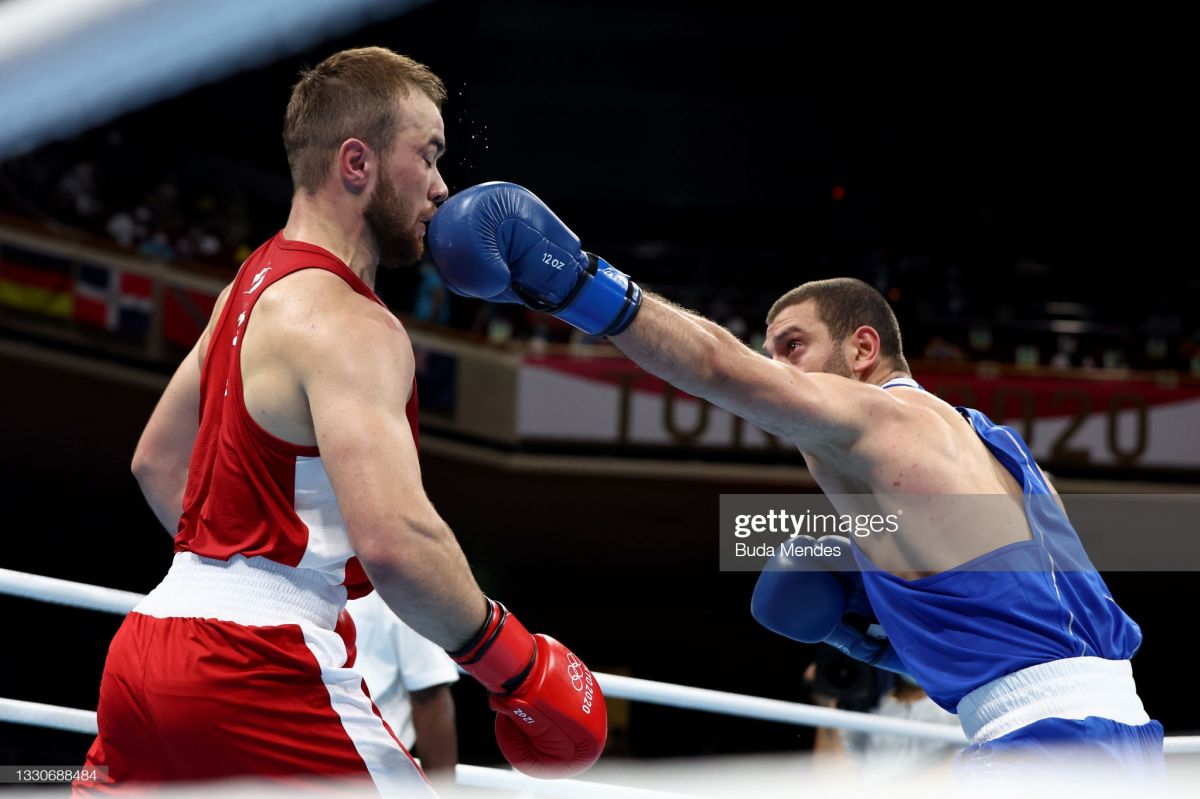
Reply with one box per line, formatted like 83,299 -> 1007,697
550,254 -> 642,337
449,598 -> 538,694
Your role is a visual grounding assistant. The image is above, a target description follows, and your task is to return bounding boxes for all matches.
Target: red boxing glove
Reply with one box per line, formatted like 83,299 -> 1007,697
450,598 -> 606,778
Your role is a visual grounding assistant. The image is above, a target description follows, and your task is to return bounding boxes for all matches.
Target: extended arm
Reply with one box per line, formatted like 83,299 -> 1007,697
609,293 -> 853,443
427,183 -> 869,449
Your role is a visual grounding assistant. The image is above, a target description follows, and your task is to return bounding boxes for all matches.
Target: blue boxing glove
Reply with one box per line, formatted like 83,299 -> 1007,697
751,535 -> 909,675
427,182 -> 642,337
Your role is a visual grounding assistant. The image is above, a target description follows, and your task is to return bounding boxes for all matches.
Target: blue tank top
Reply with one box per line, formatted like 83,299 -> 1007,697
851,378 -> 1143,712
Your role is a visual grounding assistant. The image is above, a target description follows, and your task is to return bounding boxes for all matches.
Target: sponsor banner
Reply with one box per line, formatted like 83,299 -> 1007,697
518,356 -> 1200,469
917,372 -> 1200,469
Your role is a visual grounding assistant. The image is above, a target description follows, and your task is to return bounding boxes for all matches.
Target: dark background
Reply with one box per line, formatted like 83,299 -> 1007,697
2,0 -> 1196,772
11,1 -> 1195,349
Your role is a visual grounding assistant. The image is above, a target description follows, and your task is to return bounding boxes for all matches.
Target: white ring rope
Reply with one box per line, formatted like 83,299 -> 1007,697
0,696 -> 98,735
1166,737 -> 1200,754
3,696 -> 1197,756
2,567 -> 1198,754
0,567 -> 142,614
597,673 -> 965,743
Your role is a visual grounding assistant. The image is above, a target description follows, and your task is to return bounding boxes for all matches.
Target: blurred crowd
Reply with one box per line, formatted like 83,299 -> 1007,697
0,126 -> 277,275
3,123 -> 1198,374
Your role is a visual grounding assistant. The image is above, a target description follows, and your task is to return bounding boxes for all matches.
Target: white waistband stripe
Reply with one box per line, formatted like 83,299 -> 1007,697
956,657 -> 1150,744
134,552 -> 346,629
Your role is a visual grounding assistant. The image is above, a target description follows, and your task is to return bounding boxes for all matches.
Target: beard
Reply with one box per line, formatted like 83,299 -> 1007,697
364,171 -> 424,269
821,348 -> 855,379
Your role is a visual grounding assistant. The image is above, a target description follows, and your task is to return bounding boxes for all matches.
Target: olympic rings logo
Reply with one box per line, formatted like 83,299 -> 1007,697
566,652 -> 586,692
565,652 -> 596,715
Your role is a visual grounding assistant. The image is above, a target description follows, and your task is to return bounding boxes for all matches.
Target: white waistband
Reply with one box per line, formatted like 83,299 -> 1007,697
956,657 -> 1150,744
134,552 -> 346,630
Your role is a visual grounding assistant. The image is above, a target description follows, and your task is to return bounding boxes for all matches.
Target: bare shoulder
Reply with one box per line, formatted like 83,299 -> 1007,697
259,269 -> 406,340
851,384 -> 978,476
877,383 -> 957,419
253,269 -> 413,390
796,373 -> 921,433
871,385 -> 965,443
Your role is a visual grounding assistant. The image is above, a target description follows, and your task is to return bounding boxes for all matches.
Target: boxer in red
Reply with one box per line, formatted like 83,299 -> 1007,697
73,48 -> 604,795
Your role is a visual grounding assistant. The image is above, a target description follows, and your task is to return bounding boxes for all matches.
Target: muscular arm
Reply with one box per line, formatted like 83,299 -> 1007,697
610,294 -> 863,449
302,296 -> 487,650
132,284 -> 230,536
427,183 -> 880,451
410,684 -> 457,776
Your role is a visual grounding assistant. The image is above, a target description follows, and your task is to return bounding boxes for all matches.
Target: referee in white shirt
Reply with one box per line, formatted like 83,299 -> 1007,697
347,591 -> 460,778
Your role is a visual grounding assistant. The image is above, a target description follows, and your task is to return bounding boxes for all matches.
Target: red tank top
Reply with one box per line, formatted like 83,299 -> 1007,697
174,232 -> 419,599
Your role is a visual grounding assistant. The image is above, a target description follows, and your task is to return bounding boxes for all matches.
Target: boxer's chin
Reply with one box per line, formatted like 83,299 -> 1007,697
376,232 -> 423,271
365,175 -> 423,270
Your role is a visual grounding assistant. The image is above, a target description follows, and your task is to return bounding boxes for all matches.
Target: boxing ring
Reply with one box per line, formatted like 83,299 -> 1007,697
3,566 -> 1198,797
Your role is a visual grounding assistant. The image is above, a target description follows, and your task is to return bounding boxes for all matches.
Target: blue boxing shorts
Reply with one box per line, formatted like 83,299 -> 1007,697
957,716 -> 1165,781
954,657 -> 1164,781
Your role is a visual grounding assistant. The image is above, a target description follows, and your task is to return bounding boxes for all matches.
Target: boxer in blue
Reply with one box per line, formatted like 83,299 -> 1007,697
425,182 -> 1164,778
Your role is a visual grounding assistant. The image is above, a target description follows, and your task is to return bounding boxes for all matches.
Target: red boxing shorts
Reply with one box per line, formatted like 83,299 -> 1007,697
72,553 -> 434,796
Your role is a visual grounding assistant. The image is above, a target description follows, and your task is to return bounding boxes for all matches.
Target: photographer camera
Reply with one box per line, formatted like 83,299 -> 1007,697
804,648 -> 959,778
808,646 -> 892,713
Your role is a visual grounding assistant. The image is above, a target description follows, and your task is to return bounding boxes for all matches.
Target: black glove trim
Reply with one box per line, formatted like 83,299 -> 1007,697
602,280 -> 643,337
566,252 -> 601,309
448,598 -> 506,664
511,253 -> 596,313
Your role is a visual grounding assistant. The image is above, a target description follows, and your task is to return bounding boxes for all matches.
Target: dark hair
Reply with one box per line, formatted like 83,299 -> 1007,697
766,278 -> 909,372
283,47 -> 446,193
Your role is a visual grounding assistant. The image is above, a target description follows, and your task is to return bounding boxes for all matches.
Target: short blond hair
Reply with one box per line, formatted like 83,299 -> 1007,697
283,47 -> 446,192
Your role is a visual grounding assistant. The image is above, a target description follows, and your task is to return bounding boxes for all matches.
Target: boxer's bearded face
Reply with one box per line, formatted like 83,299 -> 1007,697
364,92 -> 446,270
365,168 -> 424,269
820,345 -> 855,379
765,300 -> 855,378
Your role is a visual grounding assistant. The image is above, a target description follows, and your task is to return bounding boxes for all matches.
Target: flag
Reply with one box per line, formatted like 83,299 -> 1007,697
117,272 -> 153,335
73,263 -> 114,328
73,263 -> 153,336
0,244 -> 73,318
